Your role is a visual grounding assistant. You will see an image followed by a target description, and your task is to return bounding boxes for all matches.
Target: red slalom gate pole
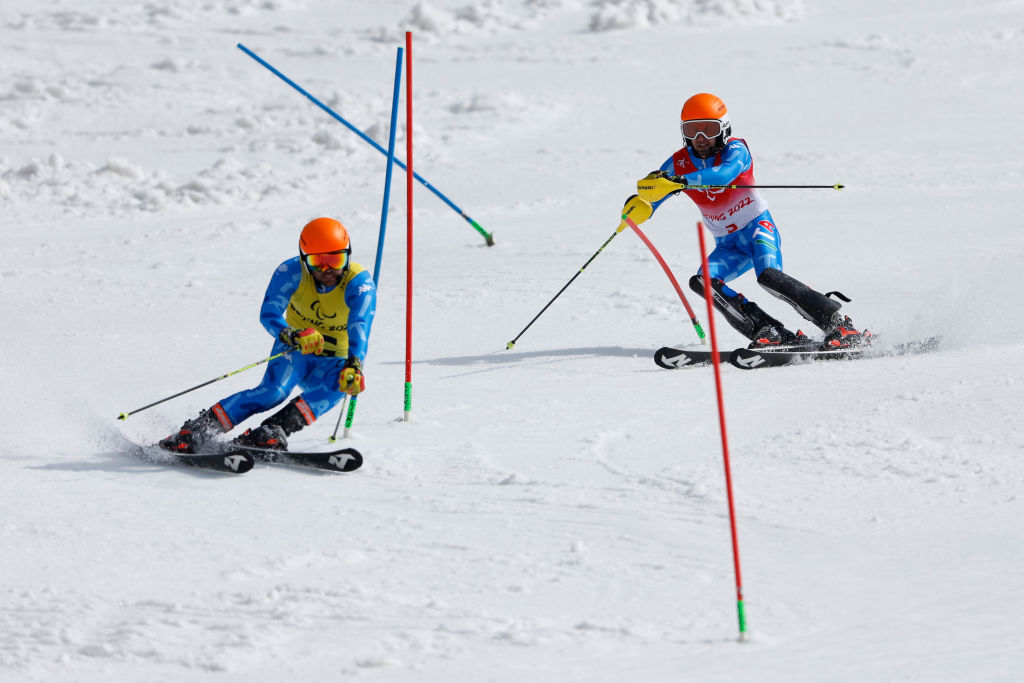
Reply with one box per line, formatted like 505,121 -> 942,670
623,216 -> 706,344
403,31 -> 414,422
696,220 -> 748,643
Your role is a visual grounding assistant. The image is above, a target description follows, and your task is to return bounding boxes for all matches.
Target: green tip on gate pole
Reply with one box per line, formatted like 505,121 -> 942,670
468,217 -> 494,246
738,599 -> 749,643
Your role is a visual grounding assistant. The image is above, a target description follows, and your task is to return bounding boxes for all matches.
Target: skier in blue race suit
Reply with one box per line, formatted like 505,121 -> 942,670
625,92 -> 868,349
159,217 -> 376,454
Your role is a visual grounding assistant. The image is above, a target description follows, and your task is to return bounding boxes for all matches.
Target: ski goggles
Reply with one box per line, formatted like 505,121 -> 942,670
681,119 -> 725,141
303,250 -> 350,272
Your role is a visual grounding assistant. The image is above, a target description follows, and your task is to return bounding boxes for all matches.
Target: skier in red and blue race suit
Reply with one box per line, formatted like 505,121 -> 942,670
626,92 -> 867,349
159,217 -> 376,454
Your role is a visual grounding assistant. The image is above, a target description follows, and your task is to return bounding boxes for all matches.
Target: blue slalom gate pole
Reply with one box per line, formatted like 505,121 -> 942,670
372,47 -> 403,286
237,43 -> 494,246
333,46 -> 404,441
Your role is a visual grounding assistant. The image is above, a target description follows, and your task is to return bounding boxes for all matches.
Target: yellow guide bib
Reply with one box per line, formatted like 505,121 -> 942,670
285,262 -> 367,358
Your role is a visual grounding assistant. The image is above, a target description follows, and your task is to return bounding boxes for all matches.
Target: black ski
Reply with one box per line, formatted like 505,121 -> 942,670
140,447 -> 255,474
233,446 -> 363,473
654,346 -> 730,369
730,336 -> 942,370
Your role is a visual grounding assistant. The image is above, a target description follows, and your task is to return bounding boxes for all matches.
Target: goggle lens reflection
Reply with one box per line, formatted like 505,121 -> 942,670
304,251 -> 349,271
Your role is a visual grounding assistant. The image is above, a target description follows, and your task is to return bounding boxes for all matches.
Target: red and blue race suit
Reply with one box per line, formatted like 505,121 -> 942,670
652,138 -> 783,285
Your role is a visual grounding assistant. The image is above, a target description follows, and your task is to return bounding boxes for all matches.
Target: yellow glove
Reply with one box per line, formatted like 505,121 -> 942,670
339,357 -> 365,396
636,170 -> 687,203
617,194 -> 653,232
279,327 -> 324,355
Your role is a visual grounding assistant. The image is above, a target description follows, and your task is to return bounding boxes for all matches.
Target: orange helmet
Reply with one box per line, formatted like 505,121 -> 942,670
299,217 -> 351,272
300,217 -> 350,254
679,93 -> 732,157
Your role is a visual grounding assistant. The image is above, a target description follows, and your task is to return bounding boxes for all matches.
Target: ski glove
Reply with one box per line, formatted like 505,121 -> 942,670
637,171 -> 686,203
339,357 -> 365,396
617,194 -> 653,232
279,327 -> 325,355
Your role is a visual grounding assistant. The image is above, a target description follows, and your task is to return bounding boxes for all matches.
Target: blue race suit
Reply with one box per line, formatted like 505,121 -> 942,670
216,256 -> 376,428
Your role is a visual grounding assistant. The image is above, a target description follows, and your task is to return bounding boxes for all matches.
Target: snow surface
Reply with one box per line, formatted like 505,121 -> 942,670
3,0 -> 1024,680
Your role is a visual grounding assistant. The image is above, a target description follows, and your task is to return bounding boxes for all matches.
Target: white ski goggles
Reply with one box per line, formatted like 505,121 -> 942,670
681,119 -> 725,141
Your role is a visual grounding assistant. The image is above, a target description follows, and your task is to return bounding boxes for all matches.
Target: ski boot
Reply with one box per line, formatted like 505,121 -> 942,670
229,397 -> 316,452
231,424 -> 288,451
821,314 -> 872,350
748,326 -> 810,349
159,408 -> 225,454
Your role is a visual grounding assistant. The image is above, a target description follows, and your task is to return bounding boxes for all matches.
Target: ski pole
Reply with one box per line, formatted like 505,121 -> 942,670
506,227 -> 623,350
327,383 -> 359,443
623,216 -> 706,344
237,43 -> 495,247
116,351 -> 289,421
329,395 -> 349,443
689,183 -> 844,190
638,174 -> 845,203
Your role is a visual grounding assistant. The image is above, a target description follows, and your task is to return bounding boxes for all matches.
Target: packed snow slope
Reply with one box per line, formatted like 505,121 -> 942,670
2,0 -> 1023,681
